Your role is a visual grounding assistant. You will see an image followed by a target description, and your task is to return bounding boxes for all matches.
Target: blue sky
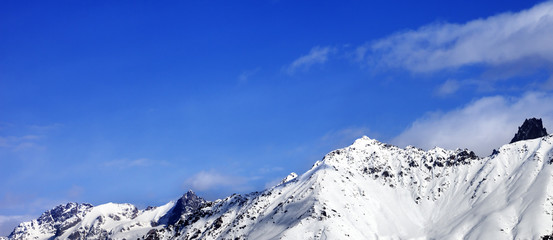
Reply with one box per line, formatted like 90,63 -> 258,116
2,0 -> 553,235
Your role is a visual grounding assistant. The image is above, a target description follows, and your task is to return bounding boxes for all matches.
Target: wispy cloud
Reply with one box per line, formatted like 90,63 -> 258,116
433,78 -> 493,96
435,79 -> 462,96
238,68 -> 260,84
0,123 -> 61,152
358,1 -> 553,88
285,46 -> 335,74
285,2 -> 553,92
103,158 -> 170,168
28,123 -> 63,133
392,92 -> 553,156
0,135 -> 43,152
364,1 -> 553,74
184,170 -> 250,192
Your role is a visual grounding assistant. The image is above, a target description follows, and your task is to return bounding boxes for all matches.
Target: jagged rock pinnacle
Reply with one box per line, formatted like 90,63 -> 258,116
510,118 -> 548,143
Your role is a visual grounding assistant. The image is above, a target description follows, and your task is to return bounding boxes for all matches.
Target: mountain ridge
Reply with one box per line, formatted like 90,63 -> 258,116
5,133 -> 553,239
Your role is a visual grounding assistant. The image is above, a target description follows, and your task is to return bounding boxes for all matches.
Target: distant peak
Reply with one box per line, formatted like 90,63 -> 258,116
510,118 -> 548,143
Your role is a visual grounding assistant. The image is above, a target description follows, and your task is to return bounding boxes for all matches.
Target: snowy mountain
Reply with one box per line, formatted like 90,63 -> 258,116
5,127 -> 553,239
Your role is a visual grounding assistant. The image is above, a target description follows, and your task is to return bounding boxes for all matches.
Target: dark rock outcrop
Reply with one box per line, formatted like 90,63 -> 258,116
165,190 -> 206,225
510,118 -> 548,143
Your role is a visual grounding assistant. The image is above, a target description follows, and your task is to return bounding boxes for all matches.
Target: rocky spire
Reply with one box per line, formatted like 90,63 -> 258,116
510,118 -> 548,143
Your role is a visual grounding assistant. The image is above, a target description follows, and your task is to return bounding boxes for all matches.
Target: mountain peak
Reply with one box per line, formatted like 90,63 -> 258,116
510,118 -> 548,143
183,189 -> 197,198
164,190 -> 206,225
353,135 -> 379,145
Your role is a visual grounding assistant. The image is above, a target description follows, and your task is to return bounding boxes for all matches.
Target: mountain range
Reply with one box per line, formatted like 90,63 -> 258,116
3,118 -> 553,239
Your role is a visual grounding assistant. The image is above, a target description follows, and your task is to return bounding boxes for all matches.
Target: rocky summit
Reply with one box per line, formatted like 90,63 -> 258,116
511,117 -> 549,143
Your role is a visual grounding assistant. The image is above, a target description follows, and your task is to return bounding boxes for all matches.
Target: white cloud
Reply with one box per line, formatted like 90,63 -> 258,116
184,170 -> 249,192
391,92 -> 553,156
285,46 -> 334,74
365,1 -> 553,76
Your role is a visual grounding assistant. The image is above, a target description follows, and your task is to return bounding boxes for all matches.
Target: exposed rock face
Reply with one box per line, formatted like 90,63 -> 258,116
164,190 -> 206,225
510,118 -> 548,143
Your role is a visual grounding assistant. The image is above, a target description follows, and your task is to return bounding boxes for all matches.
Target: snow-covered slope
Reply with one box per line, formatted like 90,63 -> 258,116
6,135 -> 553,240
